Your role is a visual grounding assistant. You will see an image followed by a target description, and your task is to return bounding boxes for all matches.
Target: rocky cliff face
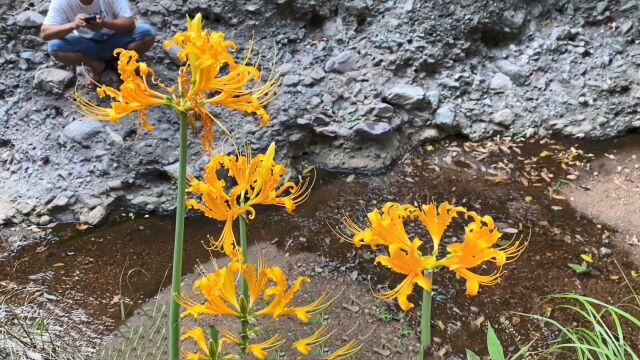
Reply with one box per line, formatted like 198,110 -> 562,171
1,0 -> 639,235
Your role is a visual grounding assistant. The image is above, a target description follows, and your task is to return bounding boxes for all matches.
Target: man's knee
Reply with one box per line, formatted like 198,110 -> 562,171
133,23 -> 156,41
47,39 -> 67,56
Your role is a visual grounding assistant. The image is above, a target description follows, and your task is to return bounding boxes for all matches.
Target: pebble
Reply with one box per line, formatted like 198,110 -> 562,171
599,247 -> 613,258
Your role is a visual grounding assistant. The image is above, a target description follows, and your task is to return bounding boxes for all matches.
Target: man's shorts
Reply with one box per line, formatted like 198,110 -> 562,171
47,23 -> 156,61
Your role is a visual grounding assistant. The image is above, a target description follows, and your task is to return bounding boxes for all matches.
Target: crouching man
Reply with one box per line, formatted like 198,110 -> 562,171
40,0 -> 156,84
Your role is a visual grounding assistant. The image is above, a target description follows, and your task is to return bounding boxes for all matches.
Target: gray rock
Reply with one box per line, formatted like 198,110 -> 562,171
34,68 -> 75,94
502,10 -> 525,29
163,163 -> 193,179
324,50 -> 357,73
63,119 -> 104,143
419,128 -> 441,141
620,1 -> 638,11
426,90 -> 440,109
596,1 -> 608,14
104,127 -> 124,145
383,85 -> 427,110
77,193 -> 102,209
310,67 -> 326,81
38,215 -> 51,226
82,206 -> 106,226
107,180 -> 124,190
163,44 -> 184,65
48,195 -> 71,209
17,202 -> 35,214
599,247 -> 612,258
16,11 -> 45,27
620,20 -> 634,35
354,121 -> 394,138
370,102 -> 394,117
489,73 -> 513,92
131,195 -> 162,209
495,60 -> 526,85
345,0 -> 369,16
403,0 -> 414,11
276,63 -> 294,74
283,74 -> 300,86
434,105 -> 456,127
492,109 -> 515,126
549,26 -> 578,41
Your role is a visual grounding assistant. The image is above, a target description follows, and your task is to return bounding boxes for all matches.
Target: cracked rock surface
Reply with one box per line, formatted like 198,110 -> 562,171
1,0 -> 639,238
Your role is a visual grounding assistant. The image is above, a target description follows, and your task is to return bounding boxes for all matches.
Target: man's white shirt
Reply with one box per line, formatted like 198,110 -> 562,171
43,0 -> 133,40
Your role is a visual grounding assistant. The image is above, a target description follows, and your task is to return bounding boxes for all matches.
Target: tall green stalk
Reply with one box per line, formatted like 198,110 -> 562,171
169,112 -> 189,360
419,271 -> 433,360
239,213 -> 250,355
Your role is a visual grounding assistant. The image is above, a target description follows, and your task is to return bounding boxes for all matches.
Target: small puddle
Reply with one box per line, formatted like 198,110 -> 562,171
1,134 -> 639,356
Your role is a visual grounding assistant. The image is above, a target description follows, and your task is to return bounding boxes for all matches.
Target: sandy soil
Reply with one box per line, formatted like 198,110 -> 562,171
563,141 -> 640,265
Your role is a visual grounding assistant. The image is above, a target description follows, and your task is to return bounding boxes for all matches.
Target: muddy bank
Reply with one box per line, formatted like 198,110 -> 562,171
2,0 -> 640,234
1,135 -> 639,358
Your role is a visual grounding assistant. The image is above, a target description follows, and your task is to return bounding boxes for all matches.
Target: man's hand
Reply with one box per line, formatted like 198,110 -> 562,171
85,16 -> 104,32
72,13 -> 87,29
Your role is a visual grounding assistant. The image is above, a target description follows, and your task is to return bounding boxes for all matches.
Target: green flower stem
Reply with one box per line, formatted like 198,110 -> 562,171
169,112 -> 189,360
419,271 -> 433,360
239,212 -> 250,355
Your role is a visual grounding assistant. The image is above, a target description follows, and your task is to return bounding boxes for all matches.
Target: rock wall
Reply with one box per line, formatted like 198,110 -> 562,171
1,0 -> 639,231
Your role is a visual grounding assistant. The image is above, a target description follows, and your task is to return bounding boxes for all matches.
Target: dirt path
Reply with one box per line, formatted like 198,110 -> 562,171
563,137 -> 640,265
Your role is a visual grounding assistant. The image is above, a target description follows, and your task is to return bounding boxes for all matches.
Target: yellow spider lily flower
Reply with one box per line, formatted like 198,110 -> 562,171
340,202 -> 415,249
186,142 -> 313,257
341,201 -> 527,309
256,266 -> 331,322
180,327 -> 235,360
73,49 -> 168,131
411,201 -> 466,254
180,258 -> 329,323
375,239 -> 437,311
293,326 -> 335,355
75,13 -> 278,152
179,260 -> 242,319
324,339 -> 363,360
440,212 -> 527,295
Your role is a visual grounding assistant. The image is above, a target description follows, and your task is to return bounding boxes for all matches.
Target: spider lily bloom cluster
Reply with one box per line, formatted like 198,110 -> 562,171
186,142 -> 313,258
74,13 -> 279,152
179,258 -> 359,359
341,202 -> 527,311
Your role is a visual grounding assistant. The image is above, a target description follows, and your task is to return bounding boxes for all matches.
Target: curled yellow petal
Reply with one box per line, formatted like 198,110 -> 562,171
324,339 -> 363,360
293,325 -> 335,355
247,334 -> 286,360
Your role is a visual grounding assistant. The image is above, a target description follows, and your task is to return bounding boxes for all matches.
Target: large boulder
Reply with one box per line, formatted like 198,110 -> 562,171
34,68 -> 75,94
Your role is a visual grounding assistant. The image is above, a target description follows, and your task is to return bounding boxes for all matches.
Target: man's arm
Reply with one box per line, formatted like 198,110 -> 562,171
40,13 -> 86,41
104,17 -> 135,33
87,16 -> 135,33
